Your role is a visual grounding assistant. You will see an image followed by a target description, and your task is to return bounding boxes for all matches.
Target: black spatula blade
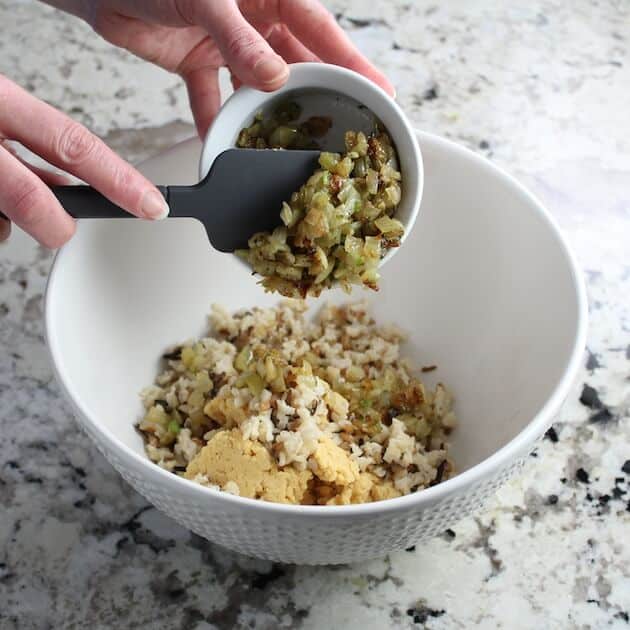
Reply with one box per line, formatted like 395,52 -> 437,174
168,149 -> 321,252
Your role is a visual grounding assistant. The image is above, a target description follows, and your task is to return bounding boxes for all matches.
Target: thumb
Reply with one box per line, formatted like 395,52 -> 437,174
192,1 -> 289,90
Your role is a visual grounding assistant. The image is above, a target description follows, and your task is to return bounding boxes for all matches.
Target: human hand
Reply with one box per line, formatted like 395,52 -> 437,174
2,1 -> 393,248
0,75 -> 169,246
67,0 -> 394,137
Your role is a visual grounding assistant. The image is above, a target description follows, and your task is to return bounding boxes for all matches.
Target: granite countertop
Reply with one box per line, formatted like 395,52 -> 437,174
1,1 -> 628,628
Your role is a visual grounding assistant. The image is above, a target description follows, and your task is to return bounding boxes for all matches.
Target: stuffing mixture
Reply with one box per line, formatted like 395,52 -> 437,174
138,301 -> 456,505
235,102 -> 404,298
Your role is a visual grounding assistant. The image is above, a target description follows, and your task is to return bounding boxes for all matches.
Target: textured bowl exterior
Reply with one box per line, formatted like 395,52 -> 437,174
75,409 -> 531,565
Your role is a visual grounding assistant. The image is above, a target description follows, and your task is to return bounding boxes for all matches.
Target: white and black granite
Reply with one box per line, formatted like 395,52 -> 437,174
0,1 -> 628,628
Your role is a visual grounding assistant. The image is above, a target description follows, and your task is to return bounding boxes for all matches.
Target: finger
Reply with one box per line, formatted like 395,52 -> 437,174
0,144 -> 75,248
266,24 -> 320,64
188,1 -> 289,91
0,77 -> 168,220
18,162 -> 73,187
0,217 -> 10,242
2,149 -> 73,187
182,65 -> 221,138
241,0 -> 395,96
0,140 -> 70,185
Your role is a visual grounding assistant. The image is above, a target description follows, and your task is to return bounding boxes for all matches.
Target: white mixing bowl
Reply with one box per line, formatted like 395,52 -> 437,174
45,131 -> 587,565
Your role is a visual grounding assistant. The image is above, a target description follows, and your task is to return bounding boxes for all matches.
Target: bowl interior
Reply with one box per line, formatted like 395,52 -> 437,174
47,133 -> 582,477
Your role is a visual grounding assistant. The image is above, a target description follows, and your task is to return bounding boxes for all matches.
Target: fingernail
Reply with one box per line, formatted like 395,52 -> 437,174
254,56 -> 288,85
141,190 -> 169,220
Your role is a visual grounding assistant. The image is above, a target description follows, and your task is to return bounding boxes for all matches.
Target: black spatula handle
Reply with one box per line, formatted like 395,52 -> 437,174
0,185 -> 169,221
0,149 -> 323,253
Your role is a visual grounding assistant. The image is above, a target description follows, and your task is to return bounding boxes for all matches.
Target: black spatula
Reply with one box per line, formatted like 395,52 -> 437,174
2,149 -> 321,252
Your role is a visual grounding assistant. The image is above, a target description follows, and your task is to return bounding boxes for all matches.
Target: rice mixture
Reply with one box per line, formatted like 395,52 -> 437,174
235,102 -> 405,299
138,301 -> 456,505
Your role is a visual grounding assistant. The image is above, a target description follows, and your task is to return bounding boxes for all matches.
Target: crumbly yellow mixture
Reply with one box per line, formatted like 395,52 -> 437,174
138,301 -> 456,505
185,429 -> 312,504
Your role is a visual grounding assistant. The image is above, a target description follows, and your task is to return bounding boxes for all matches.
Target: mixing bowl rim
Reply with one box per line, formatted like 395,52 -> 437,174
44,130 -> 588,517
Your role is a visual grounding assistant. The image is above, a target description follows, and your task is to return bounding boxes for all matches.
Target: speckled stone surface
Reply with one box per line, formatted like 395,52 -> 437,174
1,1 -> 629,628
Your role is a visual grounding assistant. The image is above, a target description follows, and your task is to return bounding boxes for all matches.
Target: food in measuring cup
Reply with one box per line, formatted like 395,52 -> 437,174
235,102 -> 404,298
236,100 -> 332,150
137,301 -> 456,505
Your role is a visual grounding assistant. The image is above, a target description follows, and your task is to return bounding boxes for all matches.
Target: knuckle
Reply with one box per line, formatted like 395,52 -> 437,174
112,164 -> 133,188
174,0 -> 197,24
55,122 -> 98,166
9,178 -> 48,228
225,25 -> 259,61
110,165 -> 139,200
